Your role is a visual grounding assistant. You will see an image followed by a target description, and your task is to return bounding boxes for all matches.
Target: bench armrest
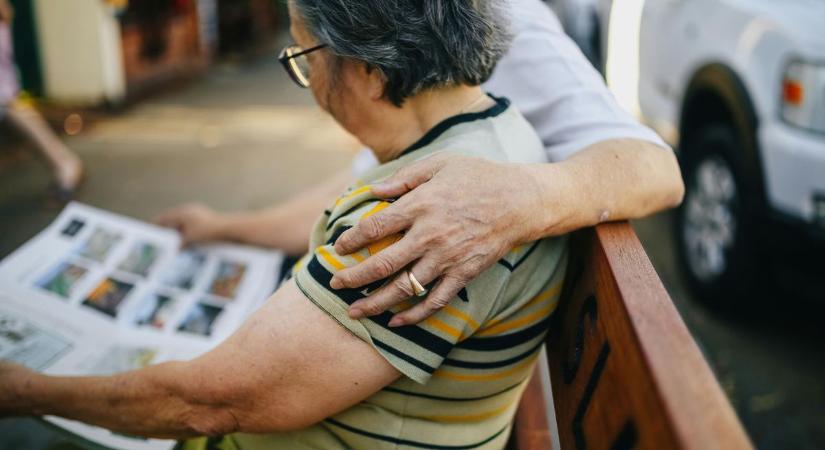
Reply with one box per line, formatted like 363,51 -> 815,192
512,222 -> 752,450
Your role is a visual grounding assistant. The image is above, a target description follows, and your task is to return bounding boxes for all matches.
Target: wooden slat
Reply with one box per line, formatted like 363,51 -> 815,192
513,222 -> 752,450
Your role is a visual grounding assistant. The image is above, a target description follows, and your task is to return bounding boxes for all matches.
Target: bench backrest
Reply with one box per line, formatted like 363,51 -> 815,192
511,223 -> 753,450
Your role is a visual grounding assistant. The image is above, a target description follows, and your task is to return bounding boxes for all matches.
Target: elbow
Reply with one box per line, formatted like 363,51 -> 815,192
164,363 -> 244,437
643,142 -> 685,211
177,388 -> 243,437
671,175 -> 686,208
663,151 -> 686,209
181,383 -> 315,435
183,405 -> 242,437
230,393 -> 323,434
662,167 -> 685,210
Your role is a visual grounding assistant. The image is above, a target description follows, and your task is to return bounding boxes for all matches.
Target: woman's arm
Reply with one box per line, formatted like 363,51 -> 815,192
331,138 -> 684,324
155,168 -> 353,255
0,280 -> 399,438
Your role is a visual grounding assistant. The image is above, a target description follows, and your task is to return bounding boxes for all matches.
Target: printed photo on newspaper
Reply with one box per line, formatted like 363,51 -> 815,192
0,202 -> 285,450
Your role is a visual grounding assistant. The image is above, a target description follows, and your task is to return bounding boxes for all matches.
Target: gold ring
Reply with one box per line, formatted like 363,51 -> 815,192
407,271 -> 428,297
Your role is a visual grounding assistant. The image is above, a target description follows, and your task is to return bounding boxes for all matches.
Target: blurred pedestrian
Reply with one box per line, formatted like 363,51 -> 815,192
0,0 -> 83,200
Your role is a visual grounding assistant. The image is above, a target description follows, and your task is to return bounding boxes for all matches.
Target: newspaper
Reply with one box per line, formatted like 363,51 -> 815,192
0,202 -> 285,450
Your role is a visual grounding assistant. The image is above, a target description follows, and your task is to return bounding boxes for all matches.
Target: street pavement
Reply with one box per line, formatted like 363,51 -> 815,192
1,50 -> 823,449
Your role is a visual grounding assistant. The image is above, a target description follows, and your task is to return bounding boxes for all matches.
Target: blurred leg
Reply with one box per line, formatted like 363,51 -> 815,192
5,101 -> 83,190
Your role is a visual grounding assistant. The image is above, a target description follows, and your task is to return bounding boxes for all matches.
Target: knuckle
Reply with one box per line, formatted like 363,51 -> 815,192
445,271 -> 470,285
463,261 -> 485,278
430,232 -> 451,248
427,296 -> 448,311
372,255 -> 396,279
392,276 -> 415,297
362,217 -> 385,241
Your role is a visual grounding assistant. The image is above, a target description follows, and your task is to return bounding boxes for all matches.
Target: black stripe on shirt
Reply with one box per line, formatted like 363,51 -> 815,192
374,339 -> 436,373
307,256 -> 454,360
326,199 -> 376,231
382,381 -> 523,402
325,419 -> 509,449
399,95 -> 511,158
326,225 -> 352,246
443,339 -> 544,369
497,241 -> 540,272
456,315 -> 551,351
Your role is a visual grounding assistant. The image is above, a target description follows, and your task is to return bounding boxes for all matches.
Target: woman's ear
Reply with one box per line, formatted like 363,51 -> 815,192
363,65 -> 386,102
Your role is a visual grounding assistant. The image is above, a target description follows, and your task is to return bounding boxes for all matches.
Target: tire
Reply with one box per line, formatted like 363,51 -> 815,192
675,123 -> 762,308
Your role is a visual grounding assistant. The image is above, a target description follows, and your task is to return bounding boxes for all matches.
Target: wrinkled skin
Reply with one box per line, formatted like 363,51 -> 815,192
332,153 -> 546,326
0,360 -> 34,416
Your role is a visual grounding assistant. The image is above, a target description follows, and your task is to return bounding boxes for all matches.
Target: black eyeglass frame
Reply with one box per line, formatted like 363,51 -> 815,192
278,43 -> 327,88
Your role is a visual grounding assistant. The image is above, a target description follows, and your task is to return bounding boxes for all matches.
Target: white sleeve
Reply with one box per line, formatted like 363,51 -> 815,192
483,0 -> 668,162
351,147 -> 379,177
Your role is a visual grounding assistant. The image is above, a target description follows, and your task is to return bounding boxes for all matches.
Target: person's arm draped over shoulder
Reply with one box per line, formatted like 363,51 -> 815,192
329,0 -> 684,325
0,280 -> 399,438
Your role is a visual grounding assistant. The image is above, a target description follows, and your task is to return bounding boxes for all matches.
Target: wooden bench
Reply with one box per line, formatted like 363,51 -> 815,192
509,222 -> 753,450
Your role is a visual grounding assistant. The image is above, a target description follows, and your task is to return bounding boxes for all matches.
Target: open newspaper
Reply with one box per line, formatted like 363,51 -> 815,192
0,202 -> 285,450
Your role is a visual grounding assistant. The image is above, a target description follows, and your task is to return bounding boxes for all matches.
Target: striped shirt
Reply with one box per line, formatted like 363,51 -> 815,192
184,96 -> 568,450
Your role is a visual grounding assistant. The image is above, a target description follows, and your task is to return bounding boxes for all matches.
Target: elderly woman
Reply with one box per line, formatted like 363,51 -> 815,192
158,0 -> 683,327
0,1 -> 566,449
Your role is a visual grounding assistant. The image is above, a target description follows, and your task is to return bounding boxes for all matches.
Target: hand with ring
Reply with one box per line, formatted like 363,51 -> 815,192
332,153 -> 545,327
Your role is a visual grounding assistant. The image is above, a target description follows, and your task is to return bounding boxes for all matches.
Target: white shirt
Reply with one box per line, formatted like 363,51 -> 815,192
352,0 -> 667,175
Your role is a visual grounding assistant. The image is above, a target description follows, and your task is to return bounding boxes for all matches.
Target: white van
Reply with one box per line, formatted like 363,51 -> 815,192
556,0 -> 825,304
635,0 -> 825,305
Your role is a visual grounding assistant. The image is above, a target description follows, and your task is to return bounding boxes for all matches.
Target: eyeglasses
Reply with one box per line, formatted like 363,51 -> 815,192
278,43 -> 327,88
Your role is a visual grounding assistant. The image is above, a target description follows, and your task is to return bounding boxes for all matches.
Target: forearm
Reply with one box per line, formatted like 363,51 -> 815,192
7,362 -> 227,439
526,139 -> 684,239
221,169 -> 353,254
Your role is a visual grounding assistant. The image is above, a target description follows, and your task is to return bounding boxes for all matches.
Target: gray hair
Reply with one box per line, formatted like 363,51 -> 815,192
292,0 -> 512,106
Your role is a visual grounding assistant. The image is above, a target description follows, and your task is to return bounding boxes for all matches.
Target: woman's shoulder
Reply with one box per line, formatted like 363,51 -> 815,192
428,101 -> 547,164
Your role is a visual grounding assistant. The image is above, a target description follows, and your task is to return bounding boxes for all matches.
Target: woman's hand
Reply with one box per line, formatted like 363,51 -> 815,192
331,153 -> 549,326
154,203 -> 227,245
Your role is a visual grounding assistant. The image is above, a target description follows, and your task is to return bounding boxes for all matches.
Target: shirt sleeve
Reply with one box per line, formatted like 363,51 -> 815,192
294,199 -> 501,384
483,0 -> 669,162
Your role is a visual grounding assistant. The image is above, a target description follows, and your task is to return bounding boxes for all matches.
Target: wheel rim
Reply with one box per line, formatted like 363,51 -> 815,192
682,155 -> 738,282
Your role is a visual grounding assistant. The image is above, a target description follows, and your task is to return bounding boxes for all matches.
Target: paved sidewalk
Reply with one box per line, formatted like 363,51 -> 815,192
0,55 -> 358,259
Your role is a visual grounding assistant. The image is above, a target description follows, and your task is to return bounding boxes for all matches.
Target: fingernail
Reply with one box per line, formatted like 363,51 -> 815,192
349,308 -> 364,319
388,317 -> 404,327
330,278 -> 343,290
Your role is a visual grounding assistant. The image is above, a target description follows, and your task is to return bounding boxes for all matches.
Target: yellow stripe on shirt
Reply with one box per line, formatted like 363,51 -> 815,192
420,402 -> 513,423
475,302 -> 559,337
423,316 -> 462,340
443,305 -> 480,330
317,246 -> 346,271
335,185 -> 373,206
483,280 -> 563,330
362,201 -> 391,220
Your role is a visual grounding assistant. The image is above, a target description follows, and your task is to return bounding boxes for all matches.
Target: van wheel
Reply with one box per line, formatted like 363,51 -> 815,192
675,124 -> 759,308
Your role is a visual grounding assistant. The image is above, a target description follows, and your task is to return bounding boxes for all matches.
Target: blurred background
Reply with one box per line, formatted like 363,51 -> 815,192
0,0 -> 823,449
